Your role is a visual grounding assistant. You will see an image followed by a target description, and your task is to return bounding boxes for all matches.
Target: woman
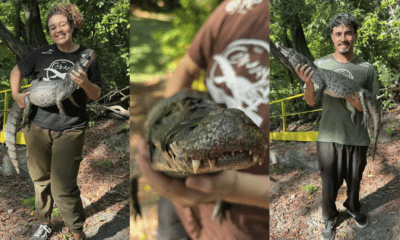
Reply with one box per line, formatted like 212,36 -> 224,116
9,3 -> 102,240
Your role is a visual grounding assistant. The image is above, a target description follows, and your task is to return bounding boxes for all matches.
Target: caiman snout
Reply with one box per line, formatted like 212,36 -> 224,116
169,107 -> 267,174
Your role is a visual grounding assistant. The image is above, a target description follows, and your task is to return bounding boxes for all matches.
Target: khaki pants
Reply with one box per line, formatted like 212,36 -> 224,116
24,124 -> 86,233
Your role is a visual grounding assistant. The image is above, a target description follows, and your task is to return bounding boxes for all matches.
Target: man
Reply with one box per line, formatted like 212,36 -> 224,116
135,0 -> 269,239
296,12 -> 380,240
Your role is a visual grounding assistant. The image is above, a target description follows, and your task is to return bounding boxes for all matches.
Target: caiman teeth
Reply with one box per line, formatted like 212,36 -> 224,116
192,160 -> 201,173
253,154 -> 259,163
208,159 -> 216,168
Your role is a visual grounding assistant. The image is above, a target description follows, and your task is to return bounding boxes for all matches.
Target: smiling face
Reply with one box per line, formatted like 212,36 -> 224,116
48,14 -> 74,47
331,23 -> 357,55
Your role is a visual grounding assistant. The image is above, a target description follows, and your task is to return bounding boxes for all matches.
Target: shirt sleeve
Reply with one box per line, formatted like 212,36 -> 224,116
368,66 -> 379,96
17,50 -> 40,78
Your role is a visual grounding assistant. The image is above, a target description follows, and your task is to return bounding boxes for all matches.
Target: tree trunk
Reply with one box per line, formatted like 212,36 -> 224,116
0,20 -> 34,61
289,14 -> 314,61
22,0 -> 48,48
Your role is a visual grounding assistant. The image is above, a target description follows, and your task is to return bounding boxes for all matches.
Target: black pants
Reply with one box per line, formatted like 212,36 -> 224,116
317,142 -> 368,221
157,197 -> 190,240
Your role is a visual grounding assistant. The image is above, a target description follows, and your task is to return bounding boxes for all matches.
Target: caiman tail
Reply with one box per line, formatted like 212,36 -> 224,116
4,101 -> 24,174
364,90 -> 381,160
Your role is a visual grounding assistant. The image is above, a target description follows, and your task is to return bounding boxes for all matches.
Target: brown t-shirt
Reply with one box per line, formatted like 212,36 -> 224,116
173,0 -> 270,239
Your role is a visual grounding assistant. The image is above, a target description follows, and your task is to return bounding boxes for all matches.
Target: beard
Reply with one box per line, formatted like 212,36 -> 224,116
338,42 -> 351,55
339,48 -> 350,55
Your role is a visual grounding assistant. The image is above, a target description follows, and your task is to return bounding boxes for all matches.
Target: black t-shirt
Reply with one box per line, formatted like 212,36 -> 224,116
17,44 -> 102,131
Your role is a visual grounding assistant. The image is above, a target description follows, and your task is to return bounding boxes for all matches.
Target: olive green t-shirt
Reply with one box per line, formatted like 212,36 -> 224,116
315,54 -> 379,146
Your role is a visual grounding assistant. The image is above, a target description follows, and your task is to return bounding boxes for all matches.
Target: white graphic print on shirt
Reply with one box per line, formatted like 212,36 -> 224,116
206,39 -> 269,126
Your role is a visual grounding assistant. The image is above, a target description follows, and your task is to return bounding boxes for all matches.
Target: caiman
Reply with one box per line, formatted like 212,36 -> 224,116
275,42 -> 381,159
131,89 -> 268,229
5,49 -> 96,174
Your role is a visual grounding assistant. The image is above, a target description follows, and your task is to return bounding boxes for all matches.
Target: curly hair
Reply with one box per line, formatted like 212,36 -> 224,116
329,12 -> 358,34
45,3 -> 84,38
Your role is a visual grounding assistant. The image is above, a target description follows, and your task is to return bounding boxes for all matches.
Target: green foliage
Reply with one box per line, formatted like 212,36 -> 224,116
130,17 -> 173,77
152,0 -> 223,71
51,208 -> 59,217
271,165 -> 284,174
23,197 -> 35,210
386,124 -> 395,136
302,184 -> 318,195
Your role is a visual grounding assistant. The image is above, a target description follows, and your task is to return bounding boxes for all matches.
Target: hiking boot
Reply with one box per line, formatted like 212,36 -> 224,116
29,224 -> 52,240
346,208 -> 368,228
321,216 -> 337,240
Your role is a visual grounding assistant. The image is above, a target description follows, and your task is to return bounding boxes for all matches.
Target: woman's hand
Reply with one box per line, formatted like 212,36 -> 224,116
69,69 -> 101,100
12,92 -> 30,109
70,69 -> 89,87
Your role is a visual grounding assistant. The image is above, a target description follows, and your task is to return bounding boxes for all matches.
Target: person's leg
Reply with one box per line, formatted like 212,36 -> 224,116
317,142 -> 344,221
50,126 -> 86,238
157,197 -> 191,240
23,124 -> 53,225
343,145 -> 368,213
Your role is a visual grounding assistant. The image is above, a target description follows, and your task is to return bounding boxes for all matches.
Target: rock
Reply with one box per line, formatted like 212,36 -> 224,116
270,141 -> 319,171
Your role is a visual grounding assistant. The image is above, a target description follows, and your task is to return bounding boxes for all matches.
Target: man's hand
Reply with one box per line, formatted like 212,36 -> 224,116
346,92 -> 365,112
295,64 -> 317,107
295,64 -> 314,85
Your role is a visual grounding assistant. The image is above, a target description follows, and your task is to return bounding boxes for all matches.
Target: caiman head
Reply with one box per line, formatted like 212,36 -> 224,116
163,108 -> 268,175
77,49 -> 96,72
275,42 -> 310,69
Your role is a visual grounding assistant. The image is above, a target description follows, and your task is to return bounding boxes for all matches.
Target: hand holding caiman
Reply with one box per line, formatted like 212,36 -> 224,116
131,89 -> 268,225
275,42 -> 381,159
5,49 -> 96,174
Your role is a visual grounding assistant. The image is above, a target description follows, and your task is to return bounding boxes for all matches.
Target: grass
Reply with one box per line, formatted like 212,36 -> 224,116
130,17 -> 173,83
302,184 -> 318,195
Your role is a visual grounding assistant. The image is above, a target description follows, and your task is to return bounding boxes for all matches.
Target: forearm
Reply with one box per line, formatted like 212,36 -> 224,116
80,81 -> 101,100
223,171 -> 269,209
10,65 -> 23,97
304,83 -> 316,107
165,53 -> 201,97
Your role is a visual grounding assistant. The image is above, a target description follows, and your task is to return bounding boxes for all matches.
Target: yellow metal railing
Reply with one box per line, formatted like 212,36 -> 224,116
270,93 -> 321,142
0,85 -> 31,144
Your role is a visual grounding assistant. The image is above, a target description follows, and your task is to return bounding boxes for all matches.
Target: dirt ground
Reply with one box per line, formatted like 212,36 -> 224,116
270,107 -> 400,240
0,118 -> 130,240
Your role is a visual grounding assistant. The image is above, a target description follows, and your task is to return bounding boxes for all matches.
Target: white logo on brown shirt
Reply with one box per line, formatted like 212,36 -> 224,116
226,0 -> 263,14
206,39 -> 269,126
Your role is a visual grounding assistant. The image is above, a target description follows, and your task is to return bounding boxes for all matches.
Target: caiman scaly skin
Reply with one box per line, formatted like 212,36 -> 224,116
5,49 -> 96,174
276,43 -> 381,159
131,89 -> 268,225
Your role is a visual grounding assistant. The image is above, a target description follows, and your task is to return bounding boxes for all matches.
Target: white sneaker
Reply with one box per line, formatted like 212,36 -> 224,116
30,224 -> 52,240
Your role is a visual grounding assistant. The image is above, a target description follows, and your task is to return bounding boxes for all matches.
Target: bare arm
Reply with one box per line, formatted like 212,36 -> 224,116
295,64 -> 316,107
346,92 -> 364,112
10,65 -> 30,108
186,169 -> 269,209
164,53 -> 202,97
